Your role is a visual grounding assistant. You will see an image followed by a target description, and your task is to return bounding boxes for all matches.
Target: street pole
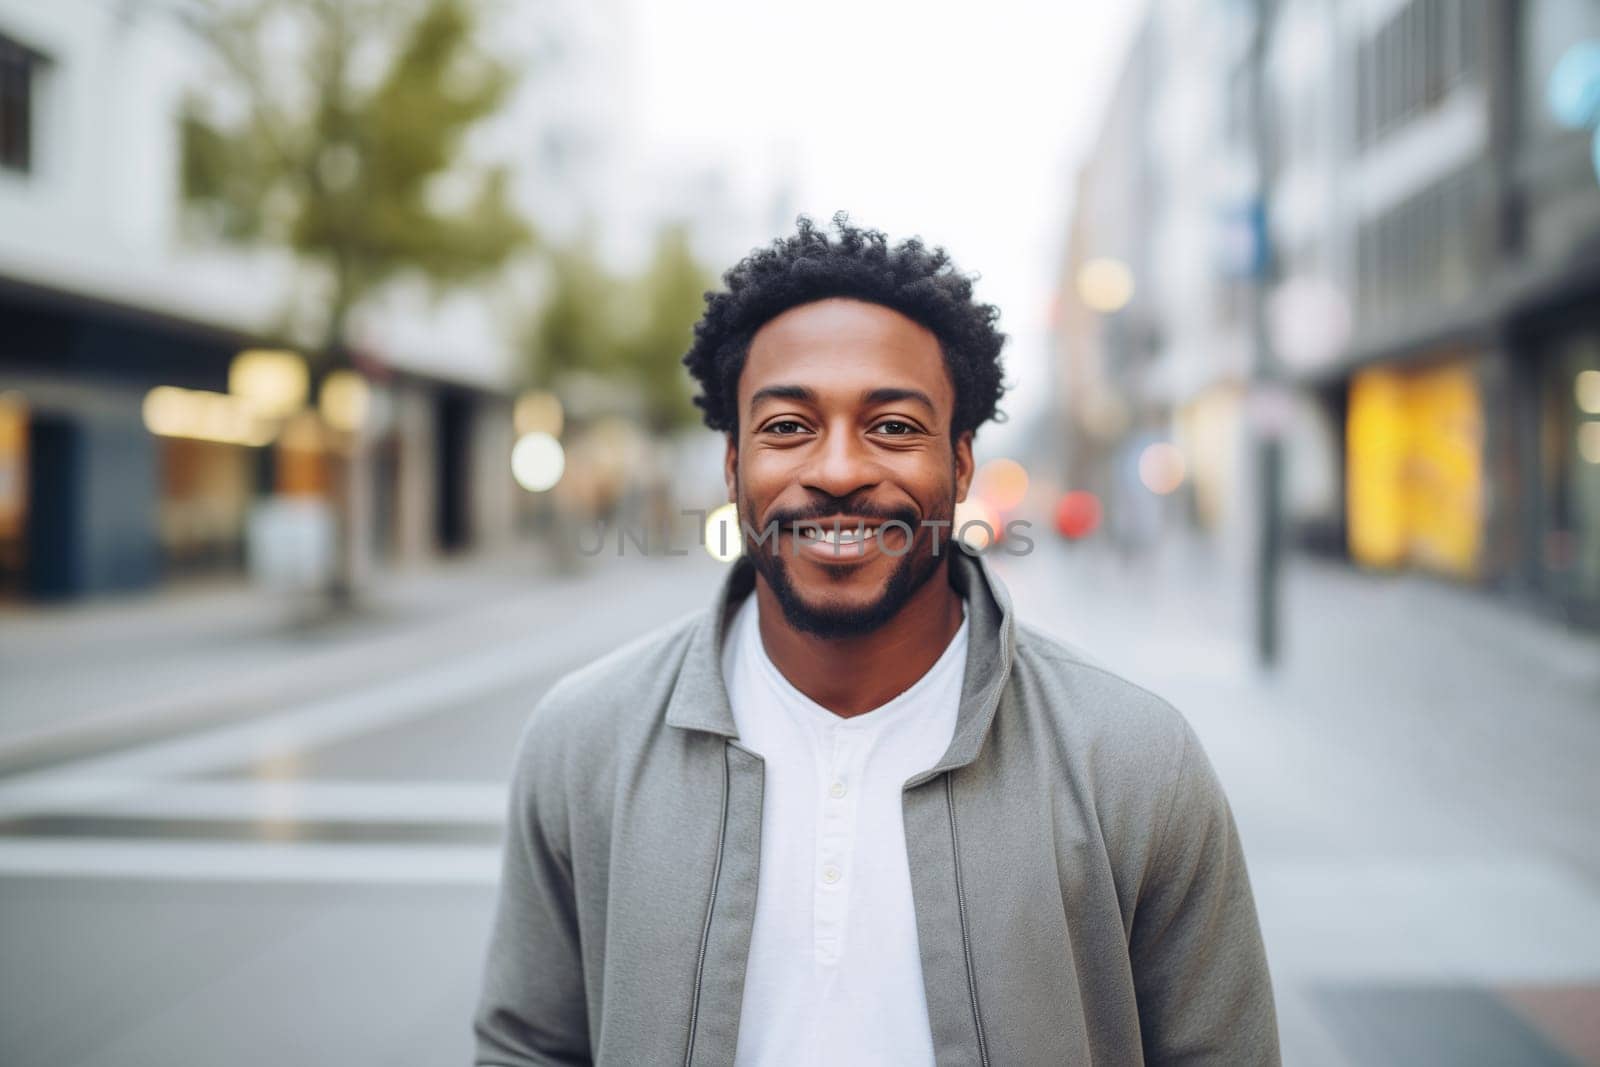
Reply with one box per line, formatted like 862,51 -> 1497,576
1247,0 -> 1283,669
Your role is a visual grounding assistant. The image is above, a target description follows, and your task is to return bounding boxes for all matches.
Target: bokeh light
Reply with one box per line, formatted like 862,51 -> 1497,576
142,386 -> 276,447
1137,442 -> 1186,495
953,498 -> 998,551
1578,370 -> 1600,415
1268,277 -> 1352,368
1075,257 -> 1135,313
511,431 -> 565,492
1547,41 -> 1600,130
704,502 -> 742,562
1580,422 -> 1600,465
1054,491 -> 1102,540
229,349 -> 308,419
514,390 -> 564,437
319,371 -> 370,433
974,458 -> 1029,513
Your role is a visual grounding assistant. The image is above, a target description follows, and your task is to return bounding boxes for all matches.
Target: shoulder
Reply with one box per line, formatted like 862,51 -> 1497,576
1011,620 -> 1195,758
1006,621 -> 1211,840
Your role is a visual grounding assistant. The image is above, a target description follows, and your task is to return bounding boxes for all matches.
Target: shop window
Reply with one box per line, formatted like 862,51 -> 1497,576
1354,0 -> 1483,149
157,437 -> 252,575
1538,335 -> 1600,612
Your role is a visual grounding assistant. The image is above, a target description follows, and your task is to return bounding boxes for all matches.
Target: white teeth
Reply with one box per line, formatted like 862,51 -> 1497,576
800,526 -> 880,545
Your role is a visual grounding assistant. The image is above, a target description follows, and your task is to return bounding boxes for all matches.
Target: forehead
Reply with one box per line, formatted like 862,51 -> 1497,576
740,298 -> 952,410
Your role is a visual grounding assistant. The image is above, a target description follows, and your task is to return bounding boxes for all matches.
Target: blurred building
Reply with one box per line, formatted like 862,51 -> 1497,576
1056,0 -> 1600,626
0,1 -> 522,600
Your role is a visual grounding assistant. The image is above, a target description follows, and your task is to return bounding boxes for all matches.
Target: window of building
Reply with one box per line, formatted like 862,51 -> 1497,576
0,32 -> 46,175
1354,167 -> 1486,328
1354,0 -> 1483,147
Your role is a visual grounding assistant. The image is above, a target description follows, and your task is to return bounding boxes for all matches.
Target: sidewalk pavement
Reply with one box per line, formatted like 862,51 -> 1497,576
995,540 -> 1600,1066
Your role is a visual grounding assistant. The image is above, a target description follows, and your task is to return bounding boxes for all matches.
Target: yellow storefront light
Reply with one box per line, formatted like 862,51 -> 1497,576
319,370 -> 370,433
142,386 -> 276,447
1347,363 -> 1483,577
229,349 -> 308,419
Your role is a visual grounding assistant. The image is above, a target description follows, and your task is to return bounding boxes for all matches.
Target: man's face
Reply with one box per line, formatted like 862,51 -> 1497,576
725,297 -> 975,639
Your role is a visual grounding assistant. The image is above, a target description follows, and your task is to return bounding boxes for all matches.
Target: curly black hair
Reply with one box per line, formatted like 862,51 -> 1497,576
682,213 -> 1008,439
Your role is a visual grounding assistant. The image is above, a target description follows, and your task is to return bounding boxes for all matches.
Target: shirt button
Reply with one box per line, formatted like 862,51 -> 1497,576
821,865 -> 841,885
829,780 -> 847,799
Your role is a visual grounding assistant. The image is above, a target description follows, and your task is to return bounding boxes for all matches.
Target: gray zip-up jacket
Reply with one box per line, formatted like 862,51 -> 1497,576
475,550 -> 1280,1065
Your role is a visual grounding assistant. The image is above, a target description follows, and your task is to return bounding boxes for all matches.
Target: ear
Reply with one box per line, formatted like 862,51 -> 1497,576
953,429 -> 975,503
723,432 -> 738,503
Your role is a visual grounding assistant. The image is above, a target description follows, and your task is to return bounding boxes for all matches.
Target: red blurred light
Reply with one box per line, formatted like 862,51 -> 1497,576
1055,491 -> 1101,540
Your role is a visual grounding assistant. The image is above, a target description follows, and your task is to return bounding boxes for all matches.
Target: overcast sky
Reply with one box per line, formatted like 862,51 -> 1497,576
624,0 -> 1145,456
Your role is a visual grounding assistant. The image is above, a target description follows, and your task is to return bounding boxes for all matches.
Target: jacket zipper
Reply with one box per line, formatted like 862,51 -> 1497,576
684,745 -> 730,1066
946,771 -> 991,1067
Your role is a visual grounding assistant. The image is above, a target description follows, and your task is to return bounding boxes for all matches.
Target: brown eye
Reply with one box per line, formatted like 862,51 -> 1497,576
765,420 -> 807,435
875,420 -> 916,436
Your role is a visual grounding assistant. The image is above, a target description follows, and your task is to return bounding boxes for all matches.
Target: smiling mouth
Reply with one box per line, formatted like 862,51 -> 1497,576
796,524 -> 880,547
783,519 -> 894,563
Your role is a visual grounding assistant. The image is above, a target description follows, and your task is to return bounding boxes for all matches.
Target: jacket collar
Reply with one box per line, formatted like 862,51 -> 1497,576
664,549 -> 1017,778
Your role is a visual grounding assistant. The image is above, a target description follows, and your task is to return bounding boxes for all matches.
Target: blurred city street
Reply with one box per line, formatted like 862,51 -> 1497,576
2,540 -> 1597,1066
4,0 -> 1600,1062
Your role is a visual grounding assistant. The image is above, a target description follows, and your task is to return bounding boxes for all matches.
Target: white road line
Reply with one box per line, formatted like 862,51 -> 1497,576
0,779 -> 507,823
0,625 -> 590,797
0,837 -> 503,884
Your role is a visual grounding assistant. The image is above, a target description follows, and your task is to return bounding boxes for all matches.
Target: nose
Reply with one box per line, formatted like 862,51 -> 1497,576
800,421 -> 882,501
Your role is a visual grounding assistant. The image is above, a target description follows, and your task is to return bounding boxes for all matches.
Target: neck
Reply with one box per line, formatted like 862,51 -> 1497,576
753,559 -> 966,718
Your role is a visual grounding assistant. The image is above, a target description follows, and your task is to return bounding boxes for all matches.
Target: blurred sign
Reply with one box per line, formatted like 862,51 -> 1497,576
1217,199 -> 1269,280
247,496 -> 336,590
1547,41 -> 1600,185
1268,276 -> 1352,369
1547,41 -> 1600,131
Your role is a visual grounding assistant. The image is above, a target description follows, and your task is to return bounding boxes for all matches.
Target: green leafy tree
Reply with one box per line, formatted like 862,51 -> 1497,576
526,223 -> 711,435
621,223 -> 713,434
178,0 -> 530,606
179,0 -> 531,364
526,235 -> 620,386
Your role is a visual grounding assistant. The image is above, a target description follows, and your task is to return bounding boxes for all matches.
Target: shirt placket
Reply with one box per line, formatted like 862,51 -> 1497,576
813,721 -> 863,969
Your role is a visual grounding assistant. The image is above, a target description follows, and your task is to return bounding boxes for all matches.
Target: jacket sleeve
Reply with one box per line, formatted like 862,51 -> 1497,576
473,703 -> 592,1066
1128,724 -> 1280,1066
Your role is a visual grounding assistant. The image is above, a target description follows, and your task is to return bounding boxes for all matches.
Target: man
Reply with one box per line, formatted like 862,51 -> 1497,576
475,215 -> 1280,1065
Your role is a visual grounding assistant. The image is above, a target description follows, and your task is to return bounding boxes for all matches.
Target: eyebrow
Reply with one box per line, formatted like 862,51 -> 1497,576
862,387 -> 936,411
747,385 -> 937,411
749,384 -> 817,407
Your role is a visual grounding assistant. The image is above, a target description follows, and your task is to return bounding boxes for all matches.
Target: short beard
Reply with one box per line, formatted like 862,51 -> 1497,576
739,495 -> 950,640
